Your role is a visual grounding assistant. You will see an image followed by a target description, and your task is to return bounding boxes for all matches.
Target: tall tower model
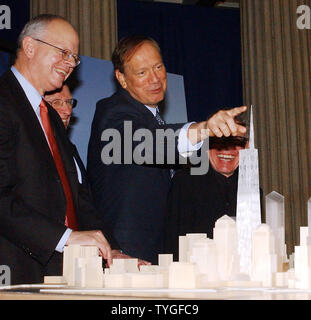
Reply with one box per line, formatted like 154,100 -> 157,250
236,106 -> 261,276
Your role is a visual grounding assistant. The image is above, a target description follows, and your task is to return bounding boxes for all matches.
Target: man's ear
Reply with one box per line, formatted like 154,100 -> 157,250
115,70 -> 127,89
22,36 -> 36,58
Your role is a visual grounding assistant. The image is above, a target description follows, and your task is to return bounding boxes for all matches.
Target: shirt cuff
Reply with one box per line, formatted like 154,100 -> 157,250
55,228 -> 72,253
177,122 -> 204,157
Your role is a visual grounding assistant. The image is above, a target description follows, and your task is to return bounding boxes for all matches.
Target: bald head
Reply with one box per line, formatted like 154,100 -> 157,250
17,14 -> 74,50
14,15 -> 79,95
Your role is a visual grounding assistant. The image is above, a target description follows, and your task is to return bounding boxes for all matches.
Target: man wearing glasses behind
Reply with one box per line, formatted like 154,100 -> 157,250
44,84 -> 76,129
0,14 -> 121,285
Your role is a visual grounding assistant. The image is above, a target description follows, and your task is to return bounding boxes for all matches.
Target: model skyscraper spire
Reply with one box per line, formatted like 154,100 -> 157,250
236,105 -> 262,276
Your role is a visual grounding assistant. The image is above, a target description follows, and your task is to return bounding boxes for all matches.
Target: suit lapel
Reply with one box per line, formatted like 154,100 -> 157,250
118,87 -> 172,182
5,71 -> 58,172
118,87 -> 159,125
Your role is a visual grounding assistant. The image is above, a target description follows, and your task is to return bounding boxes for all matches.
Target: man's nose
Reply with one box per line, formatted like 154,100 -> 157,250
149,69 -> 160,82
62,103 -> 72,116
62,57 -> 76,69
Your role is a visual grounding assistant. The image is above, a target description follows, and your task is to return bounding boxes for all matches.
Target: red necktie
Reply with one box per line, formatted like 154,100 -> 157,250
40,99 -> 78,230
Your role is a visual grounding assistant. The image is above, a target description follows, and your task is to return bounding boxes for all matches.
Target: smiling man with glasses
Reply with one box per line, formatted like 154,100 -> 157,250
0,14 -> 123,285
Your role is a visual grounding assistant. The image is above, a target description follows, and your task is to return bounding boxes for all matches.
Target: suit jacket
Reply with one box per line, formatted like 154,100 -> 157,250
70,142 -> 119,249
87,87 -> 184,264
0,70 -> 115,285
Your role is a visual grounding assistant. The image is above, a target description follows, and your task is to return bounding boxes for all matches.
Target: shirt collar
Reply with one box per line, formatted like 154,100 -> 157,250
144,105 -> 158,117
11,66 -> 42,114
117,86 -> 159,117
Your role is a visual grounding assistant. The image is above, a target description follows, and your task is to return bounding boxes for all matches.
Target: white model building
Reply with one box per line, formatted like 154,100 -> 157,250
236,106 -> 262,276
179,233 -> 207,262
265,191 -> 288,271
294,226 -> 311,289
169,262 -> 199,289
62,244 -> 102,287
250,224 -> 277,287
189,238 -> 220,283
213,215 -> 240,281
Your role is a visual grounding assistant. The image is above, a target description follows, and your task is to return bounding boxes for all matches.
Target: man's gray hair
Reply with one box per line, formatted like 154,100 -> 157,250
17,14 -> 68,50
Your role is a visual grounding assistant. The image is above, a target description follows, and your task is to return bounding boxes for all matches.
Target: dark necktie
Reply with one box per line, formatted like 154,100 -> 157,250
155,109 -> 166,126
40,99 -> 78,230
155,108 -> 175,178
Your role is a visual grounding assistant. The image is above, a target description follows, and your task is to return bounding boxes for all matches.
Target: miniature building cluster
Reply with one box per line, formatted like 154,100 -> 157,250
43,206 -> 311,290
44,106 -> 311,290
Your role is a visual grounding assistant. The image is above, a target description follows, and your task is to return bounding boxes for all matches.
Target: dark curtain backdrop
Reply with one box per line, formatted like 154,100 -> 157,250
117,0 -> 243,122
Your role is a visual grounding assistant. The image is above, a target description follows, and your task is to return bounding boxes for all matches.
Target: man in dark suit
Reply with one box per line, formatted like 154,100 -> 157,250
44,84 -> 150,266
0,14 -> 116,285
87,35 -> 247,264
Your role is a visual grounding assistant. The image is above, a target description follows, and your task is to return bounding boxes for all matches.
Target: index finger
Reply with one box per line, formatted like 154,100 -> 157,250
99,244 -> 112,266
106,248 -> 112,267
95,232 -> 112,266
101,240 -> 112,266
226,106 -> 247,117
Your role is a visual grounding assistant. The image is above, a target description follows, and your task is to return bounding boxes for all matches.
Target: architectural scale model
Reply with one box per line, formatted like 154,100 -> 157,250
43,204 -> 311,290
265,191 -> 288,271
236,106 -> 261,276
43,105 -> 311,291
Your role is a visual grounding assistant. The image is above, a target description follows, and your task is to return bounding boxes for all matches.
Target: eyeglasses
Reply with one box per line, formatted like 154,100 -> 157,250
33,38 -> 81,67
46,98 -> 77,109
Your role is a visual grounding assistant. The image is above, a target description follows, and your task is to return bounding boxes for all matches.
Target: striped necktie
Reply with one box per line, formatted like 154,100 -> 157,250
155,108 -> 166,126
155,108 -> 175,178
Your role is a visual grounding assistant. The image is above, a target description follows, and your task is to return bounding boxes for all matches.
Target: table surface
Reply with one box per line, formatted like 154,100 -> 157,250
2,284 -> 311,300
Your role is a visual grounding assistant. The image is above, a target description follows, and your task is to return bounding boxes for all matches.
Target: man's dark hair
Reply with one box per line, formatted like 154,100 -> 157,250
111,35 -> 161,73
